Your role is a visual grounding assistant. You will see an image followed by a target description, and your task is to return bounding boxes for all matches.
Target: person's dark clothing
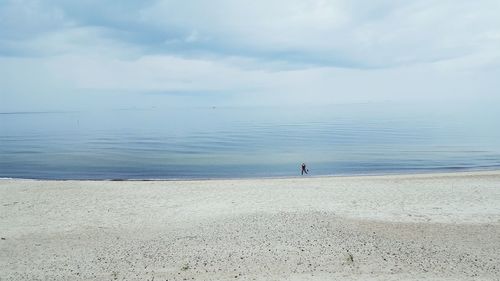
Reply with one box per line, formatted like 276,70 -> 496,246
301,163 -> 308,175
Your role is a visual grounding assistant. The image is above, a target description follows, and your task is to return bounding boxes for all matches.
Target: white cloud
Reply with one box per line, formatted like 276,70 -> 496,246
139,0 -> 500,67
0,0 -> 67,38
1,0 -> 499,111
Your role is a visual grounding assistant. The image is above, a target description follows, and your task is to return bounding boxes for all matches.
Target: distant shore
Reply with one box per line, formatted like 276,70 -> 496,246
1,170 -> 500,280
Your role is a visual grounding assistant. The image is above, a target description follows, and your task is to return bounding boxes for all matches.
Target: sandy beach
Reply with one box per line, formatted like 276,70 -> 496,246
1,171 -> 500,281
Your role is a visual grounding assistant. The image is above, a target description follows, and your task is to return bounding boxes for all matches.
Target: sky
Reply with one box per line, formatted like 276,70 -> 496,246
1,0 -> 500,111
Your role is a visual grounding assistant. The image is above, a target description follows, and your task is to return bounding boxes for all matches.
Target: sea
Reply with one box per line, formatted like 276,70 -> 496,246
1,102 -> 499,180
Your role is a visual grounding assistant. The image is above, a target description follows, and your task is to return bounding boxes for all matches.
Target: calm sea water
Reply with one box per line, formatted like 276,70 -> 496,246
1,103 -> 499,179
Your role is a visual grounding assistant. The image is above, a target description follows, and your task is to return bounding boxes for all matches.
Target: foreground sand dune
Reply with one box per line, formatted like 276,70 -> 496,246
1,171 -> 500,280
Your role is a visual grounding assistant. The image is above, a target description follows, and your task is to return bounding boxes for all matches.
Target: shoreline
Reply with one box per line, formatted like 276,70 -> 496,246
2,167 -> 500,182
2,170 -> 500,280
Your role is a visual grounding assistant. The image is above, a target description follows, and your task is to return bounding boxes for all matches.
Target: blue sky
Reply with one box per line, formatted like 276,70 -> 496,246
1,0 -> 499,111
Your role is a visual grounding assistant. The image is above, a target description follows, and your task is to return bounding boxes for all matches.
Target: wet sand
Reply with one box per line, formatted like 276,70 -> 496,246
1,171 -> 500,280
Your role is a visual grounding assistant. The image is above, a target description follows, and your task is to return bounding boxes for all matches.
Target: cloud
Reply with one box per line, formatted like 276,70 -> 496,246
1,0 -> 499,111
2,0 -> 500,67
0,0 -> 66,39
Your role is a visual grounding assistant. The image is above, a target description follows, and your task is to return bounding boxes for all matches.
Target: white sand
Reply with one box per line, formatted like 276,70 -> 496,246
1,171 -> 500,280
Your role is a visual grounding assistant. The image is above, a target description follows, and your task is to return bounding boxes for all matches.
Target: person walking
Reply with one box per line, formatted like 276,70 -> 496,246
301,163 -> 308,175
